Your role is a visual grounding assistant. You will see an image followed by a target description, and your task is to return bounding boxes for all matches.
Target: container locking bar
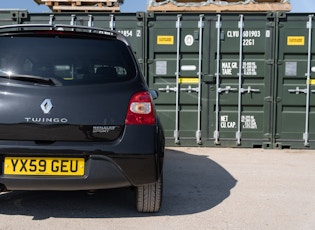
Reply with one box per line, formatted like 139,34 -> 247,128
174,14 -> 182,144
214,14 -> 222,145
196,14 -> 204,145
303,14 -> 314,147
236,15 -> 244,146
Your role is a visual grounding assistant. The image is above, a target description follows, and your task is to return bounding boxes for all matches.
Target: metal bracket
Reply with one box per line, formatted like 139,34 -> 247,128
70,15 -> 76,26
49,15 -> 55,26
110,14 -> 115,30
88,15 -> 94,27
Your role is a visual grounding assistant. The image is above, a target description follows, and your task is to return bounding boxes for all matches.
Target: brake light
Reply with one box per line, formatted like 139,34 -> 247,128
125,91 -> 156,125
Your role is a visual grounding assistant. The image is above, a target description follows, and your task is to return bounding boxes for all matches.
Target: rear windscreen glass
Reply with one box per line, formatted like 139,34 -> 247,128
0,36 -> 137,85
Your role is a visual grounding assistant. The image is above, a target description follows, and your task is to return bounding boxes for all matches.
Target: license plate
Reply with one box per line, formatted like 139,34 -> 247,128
4,157 -> 85,176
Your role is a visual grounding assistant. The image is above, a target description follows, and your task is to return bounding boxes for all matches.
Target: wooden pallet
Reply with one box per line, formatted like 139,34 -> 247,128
147,1 -> 291,12
152,0 -> 287,2
34,0 -> 123,12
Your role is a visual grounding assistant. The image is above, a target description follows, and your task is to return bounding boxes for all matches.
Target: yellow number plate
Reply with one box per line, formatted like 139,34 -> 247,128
4,157 -> 85,176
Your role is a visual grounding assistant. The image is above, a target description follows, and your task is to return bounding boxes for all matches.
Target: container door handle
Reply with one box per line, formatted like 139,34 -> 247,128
158,85 -> 177,93
240,86 -> 260,94
218,86 -> 238,94
288,87 -> 307,94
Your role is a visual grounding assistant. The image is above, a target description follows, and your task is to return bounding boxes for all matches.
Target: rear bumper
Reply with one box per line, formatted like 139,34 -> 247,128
0,154 -> 156,191
0,125 -> 164,191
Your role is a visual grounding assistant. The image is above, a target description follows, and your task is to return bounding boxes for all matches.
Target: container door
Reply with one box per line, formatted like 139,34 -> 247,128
275,13 -> 315,148
21,12 -> 146,77
207,13 -> 275,148
147,13 -> 208,145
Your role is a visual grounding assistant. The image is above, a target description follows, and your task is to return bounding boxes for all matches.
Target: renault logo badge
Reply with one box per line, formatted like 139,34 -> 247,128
41,99 -> 53,114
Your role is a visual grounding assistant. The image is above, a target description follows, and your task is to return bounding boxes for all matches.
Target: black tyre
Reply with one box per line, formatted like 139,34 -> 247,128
136,175 -> 163,213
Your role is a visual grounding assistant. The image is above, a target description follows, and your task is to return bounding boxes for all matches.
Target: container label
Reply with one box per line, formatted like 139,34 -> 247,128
220,115 -> 257,129
287,36 -> 305,46
184,35 -> 194,46
243,62 -> 257,76
178,78 -> 199,84
241,115 -> 258,129
221,61 -> 257,76
157,36 -> 174,45
156,61 -> 167,75
222,62 -> 238,75
220,115 -> 236,129
226,30 -> 261,46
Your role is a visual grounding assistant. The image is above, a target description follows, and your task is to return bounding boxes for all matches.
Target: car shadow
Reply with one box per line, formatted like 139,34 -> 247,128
0,148 -> 237,219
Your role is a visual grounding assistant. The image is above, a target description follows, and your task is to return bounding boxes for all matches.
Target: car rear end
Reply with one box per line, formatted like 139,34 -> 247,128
0,24 -> 164,212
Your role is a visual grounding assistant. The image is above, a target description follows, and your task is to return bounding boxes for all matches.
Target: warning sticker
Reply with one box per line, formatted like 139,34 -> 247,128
178,78 -> 199,84
287,36 -> 305,46
309,79 -> 315,85
157,36 -> 174,45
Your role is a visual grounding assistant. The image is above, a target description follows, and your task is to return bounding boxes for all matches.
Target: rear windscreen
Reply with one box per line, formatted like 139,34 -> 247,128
0,36 -> 137,85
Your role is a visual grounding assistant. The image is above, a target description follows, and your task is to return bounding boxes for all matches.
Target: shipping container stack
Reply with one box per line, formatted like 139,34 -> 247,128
147,0 -> 291,12
33,0 -> 124,12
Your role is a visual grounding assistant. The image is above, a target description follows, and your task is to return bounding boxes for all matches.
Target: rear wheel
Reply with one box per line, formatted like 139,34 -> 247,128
136,175 -> 163,213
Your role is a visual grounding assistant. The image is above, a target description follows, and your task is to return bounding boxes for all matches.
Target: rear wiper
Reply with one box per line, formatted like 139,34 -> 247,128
0,74 -> 58,86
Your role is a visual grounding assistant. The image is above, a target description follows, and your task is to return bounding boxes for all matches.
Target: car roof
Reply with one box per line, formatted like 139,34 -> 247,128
0,23 -> 130,46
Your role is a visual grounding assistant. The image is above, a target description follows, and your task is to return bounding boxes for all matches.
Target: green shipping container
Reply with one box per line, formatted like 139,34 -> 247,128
274,13 -> 315,149
146,12 -> 275,147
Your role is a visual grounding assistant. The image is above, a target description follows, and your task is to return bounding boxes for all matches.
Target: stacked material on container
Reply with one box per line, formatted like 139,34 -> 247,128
147,0 -> 291,12
33,0 -> 124,12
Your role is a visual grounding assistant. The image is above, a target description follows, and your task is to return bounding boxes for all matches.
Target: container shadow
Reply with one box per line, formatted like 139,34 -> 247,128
0,148 -> 237,219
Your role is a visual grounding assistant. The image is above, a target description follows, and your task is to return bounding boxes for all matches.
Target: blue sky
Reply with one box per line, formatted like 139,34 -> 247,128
0,0 -> 314,13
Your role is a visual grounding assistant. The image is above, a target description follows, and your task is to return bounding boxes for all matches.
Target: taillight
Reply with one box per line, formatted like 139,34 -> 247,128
125,91 -> 156,125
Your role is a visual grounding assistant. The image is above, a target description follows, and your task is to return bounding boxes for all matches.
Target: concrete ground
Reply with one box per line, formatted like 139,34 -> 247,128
0,147 -> 314,230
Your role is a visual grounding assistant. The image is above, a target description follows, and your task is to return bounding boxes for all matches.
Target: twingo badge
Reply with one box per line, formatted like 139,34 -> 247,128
157,36 -> 174,45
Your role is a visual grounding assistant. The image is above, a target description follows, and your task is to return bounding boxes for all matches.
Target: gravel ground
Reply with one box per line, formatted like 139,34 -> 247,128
0,147 -> 314,230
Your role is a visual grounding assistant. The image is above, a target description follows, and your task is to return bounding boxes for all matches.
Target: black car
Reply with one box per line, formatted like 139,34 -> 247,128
0,24 -> 164,213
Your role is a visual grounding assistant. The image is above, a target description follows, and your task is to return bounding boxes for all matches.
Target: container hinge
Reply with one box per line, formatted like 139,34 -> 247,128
240,86 -> 260,94
266,59 -> 274,65
264,96 -> 273,102
158,85 -> 177,93
181,85 -> 199,93
218,86 -> 237,94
